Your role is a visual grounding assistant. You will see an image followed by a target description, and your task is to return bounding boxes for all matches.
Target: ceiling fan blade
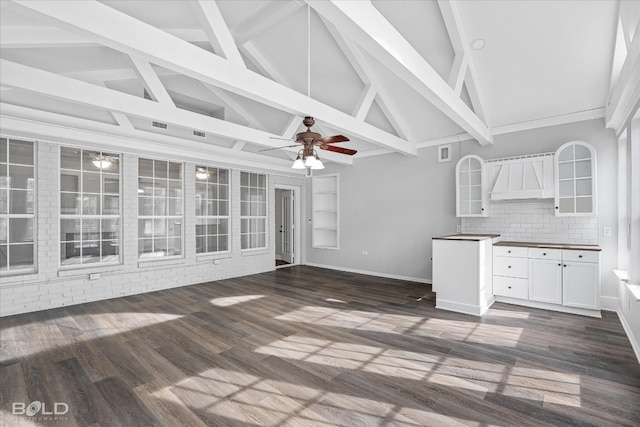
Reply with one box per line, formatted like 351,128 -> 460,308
269,136 -> 296,141
259,144 -> 299,152
321,145 -> 357,156
316,135 -> 349,144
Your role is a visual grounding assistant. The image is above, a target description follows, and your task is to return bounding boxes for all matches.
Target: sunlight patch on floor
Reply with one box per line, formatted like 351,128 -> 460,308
210,294 -> 264,307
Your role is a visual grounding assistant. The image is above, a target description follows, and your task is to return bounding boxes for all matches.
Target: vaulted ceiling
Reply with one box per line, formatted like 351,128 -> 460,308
0,0 -> 621,173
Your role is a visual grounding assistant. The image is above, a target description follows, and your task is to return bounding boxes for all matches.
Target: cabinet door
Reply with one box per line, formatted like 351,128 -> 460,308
554,141 -> 596,216
529,259 -> 562,304
563,262 -> 599,309
456,155 -> 486,217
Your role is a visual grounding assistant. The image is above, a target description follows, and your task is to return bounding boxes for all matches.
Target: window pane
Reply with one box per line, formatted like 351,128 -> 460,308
219,169 -> 229,185
103,175 -> 119,194
103,153 -> 120,174
82,194 -> 100,215
575,160 -> 591,178
168,199 -> 182,216
257,174 -> 266,188
576,178 -> 592,196
0,217 -> 6,243
168,162 -> 181,180
241,234 -> 249,249
139,158 -> 154,177
153,198 -> 166,216
0,189 -> 7,214
168,221 -> 181,238
558,146 -> 574,162
218,236 -> 228,252
154,160 -> 167,178
102,219 -> 119,240
168,237 -> 181,256
102,240 -> 119,260
83,172 -> 100,193
196,236 -> 206,253
0,245 -> 7,270
10,189 -> 34,214
61,172 -> 80,192
9,218 -> 34,243
82,150 -> 102,172
0,138 -> 7,163
9,243 -> 34,268
139,178 -> 153,196
241,172 -> 249,186
250,174 -> 257,187
9,165 -> 34,189
138,197 -> 153,216
207,184 -> 218,200
219,201 -> 229,216
206,236 -> 217,253
82,219 -> 100,241
219,185 -> 229,201
61,219 -> 81,242
219,219 -> 228,235
574,145 -> 590,160
61,147 -> 81,170
9,140 -> 34,165
103,195 -> 119,215
138,238 -> 152,256
61,193 -> 80,215
168,180 -> 181,198
154,178 -> 168,196
81,241 -> 100,263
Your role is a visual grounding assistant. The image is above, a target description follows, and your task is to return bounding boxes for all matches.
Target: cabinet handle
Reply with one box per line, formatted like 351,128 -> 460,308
555,206 -> 559,209
508,266 -> 511,268
508,286 -> 512,289
507,250 -> 511,253
578,255 -> 583,259
563,264 -> 567,267
543,252 -> 547,256
481,208 -> 484,211
558,263 -> 561,266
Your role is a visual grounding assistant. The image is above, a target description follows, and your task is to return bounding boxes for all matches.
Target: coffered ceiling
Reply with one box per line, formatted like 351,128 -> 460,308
0,1 -> 620,172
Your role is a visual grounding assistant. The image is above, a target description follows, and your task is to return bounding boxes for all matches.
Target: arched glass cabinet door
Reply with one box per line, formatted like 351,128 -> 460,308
456,155 -> 486,217
554,141 -> 597,216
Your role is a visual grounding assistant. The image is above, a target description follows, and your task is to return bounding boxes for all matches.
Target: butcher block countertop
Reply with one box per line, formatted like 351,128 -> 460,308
433,234 -> 500,241
494,241 -> 601,251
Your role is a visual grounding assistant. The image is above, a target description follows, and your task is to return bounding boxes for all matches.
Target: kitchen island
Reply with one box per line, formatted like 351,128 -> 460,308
432,234 -> 500,316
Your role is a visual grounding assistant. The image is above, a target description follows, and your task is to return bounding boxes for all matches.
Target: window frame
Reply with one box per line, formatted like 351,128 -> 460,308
195,165 -> 231,255
240,171 -> 268,251
59,146 -> 122,269
137,157 -> 184,261
0,137 -> 37,276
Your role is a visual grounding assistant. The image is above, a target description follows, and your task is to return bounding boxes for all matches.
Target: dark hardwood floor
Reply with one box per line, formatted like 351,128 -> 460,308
1,266 -> 639,426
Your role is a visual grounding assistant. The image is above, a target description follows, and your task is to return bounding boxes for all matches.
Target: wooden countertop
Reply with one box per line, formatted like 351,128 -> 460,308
433,234 -> 500,241
494,241 -> 601,251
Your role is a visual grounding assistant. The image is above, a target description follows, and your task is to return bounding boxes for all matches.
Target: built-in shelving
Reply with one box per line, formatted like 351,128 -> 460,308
312,174 -> 339,249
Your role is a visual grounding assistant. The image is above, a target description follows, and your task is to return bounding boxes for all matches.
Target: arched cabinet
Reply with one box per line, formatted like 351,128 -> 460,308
456,155 -> 487,217
554,141 -> 597,216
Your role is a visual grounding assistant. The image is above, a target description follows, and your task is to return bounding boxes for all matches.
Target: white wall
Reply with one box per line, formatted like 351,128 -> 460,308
0,140 -> 305,317
305,119 -> 619,307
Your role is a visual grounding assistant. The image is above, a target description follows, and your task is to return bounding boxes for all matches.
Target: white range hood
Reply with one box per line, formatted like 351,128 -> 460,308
487,153 -> 555,200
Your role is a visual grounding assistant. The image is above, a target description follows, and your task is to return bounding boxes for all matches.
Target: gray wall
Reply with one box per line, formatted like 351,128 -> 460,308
305,118 -> 619,303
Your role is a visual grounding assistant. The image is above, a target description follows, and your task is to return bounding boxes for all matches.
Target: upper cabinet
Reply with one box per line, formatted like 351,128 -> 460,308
554,141 -> 597,216
456,155 -> 487,217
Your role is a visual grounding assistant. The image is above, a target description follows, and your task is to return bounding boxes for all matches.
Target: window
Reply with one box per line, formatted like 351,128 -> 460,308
240,172 -> 267,250
0,138 -> 35,273
138,158 -> 183,259
195,166 -> 230,254
60,147 -> 120,266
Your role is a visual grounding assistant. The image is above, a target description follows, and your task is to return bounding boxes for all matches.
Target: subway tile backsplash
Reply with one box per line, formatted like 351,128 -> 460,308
461,200 -> 598,245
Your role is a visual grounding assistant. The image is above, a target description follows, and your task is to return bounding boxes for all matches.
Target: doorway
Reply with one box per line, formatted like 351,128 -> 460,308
274,186 -> 300,268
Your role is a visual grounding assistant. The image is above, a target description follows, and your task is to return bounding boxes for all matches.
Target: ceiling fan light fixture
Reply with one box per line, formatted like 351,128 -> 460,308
92,155 -> 112,169
304,155 -> 317,167
311,158 -> 324,170
195,168 -> 209,180
292,156 -> 306,169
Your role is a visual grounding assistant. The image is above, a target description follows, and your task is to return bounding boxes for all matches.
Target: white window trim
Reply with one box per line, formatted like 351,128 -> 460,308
195,166 -> 231,255
240,171 -> 268,251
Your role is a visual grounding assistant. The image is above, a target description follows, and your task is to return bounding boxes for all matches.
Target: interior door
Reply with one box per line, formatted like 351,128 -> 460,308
281,191 -> 294,264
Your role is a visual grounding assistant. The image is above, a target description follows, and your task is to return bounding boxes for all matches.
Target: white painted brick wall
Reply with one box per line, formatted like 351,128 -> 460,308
0,141 -> 305,317
461,200 -> 598,245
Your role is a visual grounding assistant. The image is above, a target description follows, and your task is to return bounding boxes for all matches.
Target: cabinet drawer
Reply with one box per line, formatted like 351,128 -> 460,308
493,276 -> 528,299
493,246 -> 528,258
528,248 -> 562,260
562,250 -> 599,263
494,256 -> 528,278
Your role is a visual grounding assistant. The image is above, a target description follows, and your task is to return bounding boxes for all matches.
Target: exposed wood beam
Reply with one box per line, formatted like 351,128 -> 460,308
233,0 -> 304,45
606,15 -> 640,135
0,103 -> 301,174
438,0 -> 488,126
352,84 -> 377,121
129,57 -> 175,106
448,53 -> 468,96
5,0 -> 409,155
320,15 -> 411,141
190,0 -> 244,67
1,60 -> 353,166
310,0 -> 491,146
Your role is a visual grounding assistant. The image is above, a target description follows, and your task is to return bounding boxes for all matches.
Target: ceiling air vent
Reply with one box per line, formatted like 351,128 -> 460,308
152,121 -> 167,129
193,130 -> 205,138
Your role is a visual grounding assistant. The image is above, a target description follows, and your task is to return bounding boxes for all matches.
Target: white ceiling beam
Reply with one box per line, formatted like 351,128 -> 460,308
0,103 -> 302,174
447,53 -> 468,96
1,60 -> 352,166
607,15 -> 640,135
129,57 -> 175,106
352,84 -> 377,121
239,42 -> 290,86
233,0 -> 304,45
310,0 -> 491,146
281,115 -> 304,139
438,0 -> 489,126
5,0 -> 410,155
319,15 -> 411,141
190,0 -> 244,67
200,83 -> 263,128
111,112 -> 134,130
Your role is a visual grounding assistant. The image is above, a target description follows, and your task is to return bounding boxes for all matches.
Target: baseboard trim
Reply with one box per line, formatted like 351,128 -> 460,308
436,298 -> 493,317
494,296 -> 602,318
600,296 -> 620,312
303,262 -> 431,284
616,309 -> 640,365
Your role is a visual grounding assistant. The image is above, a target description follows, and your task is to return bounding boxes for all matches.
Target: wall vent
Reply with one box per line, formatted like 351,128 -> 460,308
152,121 -> 167,129
193,130 -> 205,138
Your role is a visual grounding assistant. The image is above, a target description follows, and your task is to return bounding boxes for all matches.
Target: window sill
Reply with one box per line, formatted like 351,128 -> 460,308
58,262 -> 123,277
0,269 -> 39,286
196,252 -> 232,263
241,248 -> 270,257
138,256 -> 185,269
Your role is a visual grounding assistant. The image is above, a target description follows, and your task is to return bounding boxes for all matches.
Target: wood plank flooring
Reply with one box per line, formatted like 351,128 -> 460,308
1,266 -> 639,426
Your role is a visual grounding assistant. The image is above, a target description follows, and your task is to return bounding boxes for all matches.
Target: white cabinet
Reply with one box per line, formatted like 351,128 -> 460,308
563,253 -> 600,309
311,174 -> 339,249
528,248 -> 562,304
554,141 -> 597,216
456,155 -> 487,217
493,244 -> 601,316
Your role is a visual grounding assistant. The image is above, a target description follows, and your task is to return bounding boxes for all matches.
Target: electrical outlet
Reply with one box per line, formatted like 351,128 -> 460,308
89,273 -> 100,280
213,259 -> 221,265
603,227 -> 611,237
361,251 -> 368,256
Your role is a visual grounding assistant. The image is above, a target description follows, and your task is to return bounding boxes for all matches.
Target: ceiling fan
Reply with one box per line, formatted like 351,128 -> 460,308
264,116 -> 357,169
